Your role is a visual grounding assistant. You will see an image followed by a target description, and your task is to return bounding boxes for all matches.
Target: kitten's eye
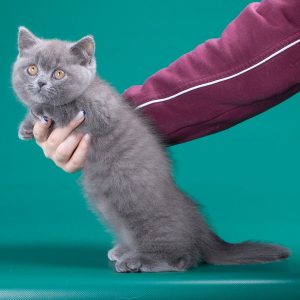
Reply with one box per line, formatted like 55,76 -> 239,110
27,65 -> 38,76
53,69 -> 65,80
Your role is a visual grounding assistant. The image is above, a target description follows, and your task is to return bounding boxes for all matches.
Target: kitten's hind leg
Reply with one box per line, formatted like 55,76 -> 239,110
108,244 -> 130,262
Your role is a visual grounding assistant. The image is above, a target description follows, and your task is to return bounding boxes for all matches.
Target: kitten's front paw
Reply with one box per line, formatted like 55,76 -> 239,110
115,256 -> 142,273
18,125 -> 34,140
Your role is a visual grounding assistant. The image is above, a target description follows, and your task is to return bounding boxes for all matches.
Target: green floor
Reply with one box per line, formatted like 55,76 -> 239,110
0,186 -> 299,300
1,0 -> 300,298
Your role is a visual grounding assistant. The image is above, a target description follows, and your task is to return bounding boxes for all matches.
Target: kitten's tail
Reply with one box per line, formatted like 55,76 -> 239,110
200,231 -> 290,265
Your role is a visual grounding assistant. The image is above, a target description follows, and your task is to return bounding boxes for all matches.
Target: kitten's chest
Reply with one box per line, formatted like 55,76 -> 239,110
81,137 -> 114,185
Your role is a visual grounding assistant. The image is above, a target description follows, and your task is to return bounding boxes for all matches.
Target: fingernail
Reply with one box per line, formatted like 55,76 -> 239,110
40,115 -> 48,124
83,133 -> 90,142
74,110 -> 85,121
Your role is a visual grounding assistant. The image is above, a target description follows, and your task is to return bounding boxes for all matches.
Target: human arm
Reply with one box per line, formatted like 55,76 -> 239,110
123,0 -> 300,145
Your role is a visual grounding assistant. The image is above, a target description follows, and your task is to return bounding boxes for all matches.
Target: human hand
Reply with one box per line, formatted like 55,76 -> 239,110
33,111 -> 90,173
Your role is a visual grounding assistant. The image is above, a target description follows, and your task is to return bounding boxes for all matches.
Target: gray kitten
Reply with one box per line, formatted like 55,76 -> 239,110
12,27 -> 290,272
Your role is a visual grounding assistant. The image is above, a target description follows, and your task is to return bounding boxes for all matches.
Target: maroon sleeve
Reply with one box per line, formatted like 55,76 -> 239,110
123,0 -> 300,146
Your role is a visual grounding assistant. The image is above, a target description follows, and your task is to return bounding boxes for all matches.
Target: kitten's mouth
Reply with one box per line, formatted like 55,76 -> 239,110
37,89 -> 49,98
36,87 -> 57,99
38,90 -> 49,98
32,89 -> 54,103
37,87 -> 47,95
27,85 -> 52,99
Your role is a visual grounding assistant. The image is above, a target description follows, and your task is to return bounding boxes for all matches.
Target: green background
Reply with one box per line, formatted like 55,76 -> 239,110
1,0 -> 299,299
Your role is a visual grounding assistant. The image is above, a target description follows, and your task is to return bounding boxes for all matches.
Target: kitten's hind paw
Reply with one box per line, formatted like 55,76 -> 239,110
115,257 -> 142,273
114,255 -> 186,273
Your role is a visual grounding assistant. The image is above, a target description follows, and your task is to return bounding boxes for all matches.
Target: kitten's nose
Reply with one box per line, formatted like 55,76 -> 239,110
38,81 -> 46,88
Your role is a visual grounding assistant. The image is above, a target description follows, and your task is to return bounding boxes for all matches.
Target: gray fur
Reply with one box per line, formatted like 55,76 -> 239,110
12,27 -> 290,272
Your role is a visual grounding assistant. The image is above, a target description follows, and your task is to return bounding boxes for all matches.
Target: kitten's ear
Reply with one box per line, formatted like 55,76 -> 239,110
18,26 -> 39,54
70,35 -> 95,65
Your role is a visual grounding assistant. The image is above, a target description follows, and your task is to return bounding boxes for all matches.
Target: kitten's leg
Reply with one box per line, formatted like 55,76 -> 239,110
114,253 -> 187,273
30,104 -> 55,122
18,113 -> 35,140
107,244 -> 130,262
30,103 -> 85,128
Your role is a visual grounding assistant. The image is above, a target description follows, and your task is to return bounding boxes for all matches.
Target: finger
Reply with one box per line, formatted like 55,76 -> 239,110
44,110 -> 85,152
63,134 -> 91,173
33,117 -> 52,144
52,133 -> 84,164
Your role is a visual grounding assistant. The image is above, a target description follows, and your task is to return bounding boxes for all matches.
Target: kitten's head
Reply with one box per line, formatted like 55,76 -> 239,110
12,27 -> 96,106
